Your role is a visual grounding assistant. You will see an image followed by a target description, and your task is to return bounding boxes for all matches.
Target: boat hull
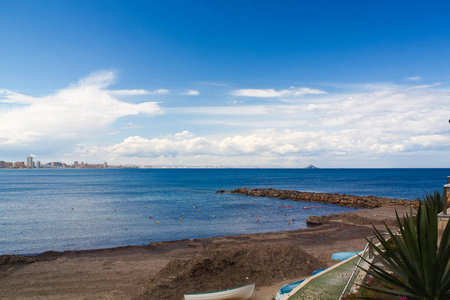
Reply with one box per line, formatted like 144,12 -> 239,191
184,283 -> 255,300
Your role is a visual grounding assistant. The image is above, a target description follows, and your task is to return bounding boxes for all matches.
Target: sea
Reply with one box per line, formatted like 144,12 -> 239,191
1,168 -> 449,255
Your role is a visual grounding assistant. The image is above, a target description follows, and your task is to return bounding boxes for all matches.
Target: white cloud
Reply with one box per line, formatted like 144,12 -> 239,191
78,70 -> 116,88
409,82 -> 441,89
227,100 -> 245,105
77,118 -> 450,161
183,89 -> 200,96
108,88 -> 169,96
121,123 -> 145,129
72,82 -> 450,167
4,74 -> 450,167
406,76 -> 422,81
231,86 -> 326,98
173,131 -> 195,139
169,103 -> 328,116
77,130 -> 298,159
0,89 -> 13,95
0,71 -> 163,151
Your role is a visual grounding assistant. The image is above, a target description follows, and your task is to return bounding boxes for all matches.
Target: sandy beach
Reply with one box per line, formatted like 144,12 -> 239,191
0,205 -> 412,300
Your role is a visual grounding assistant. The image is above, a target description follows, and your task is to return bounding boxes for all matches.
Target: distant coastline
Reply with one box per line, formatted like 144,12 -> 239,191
0,164 -> 322,170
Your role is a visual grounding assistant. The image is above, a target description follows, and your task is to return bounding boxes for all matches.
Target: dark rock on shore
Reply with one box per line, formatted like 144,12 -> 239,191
217,187 -> 418,209
306,215 -> 327,225
0,255 -> 35,265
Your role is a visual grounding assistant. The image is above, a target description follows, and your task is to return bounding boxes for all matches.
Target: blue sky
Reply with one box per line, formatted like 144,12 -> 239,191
1,0 -> 450,167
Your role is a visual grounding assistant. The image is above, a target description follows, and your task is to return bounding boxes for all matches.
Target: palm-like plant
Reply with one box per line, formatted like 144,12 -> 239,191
361,192 -> 450,299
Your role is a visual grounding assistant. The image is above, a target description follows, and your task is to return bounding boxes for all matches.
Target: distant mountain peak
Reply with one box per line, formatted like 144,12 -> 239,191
304,164 -> 319,169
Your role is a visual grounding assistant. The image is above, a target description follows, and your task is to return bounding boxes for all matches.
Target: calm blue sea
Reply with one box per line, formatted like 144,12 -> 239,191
0,168 -> 449,255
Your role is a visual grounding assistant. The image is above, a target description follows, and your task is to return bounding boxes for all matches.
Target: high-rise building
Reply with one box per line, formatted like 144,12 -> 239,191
36,161 -> 41,168
26,156 -> 34,168
0,161 -> 6,168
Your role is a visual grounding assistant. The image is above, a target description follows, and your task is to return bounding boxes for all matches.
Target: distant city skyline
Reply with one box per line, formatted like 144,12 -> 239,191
1,1 -> 450,168
0,156 -> 109,169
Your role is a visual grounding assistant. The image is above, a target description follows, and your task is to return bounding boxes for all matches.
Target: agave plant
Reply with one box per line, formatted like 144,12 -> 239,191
361,192 -> 450,299
423,191 -> 443,213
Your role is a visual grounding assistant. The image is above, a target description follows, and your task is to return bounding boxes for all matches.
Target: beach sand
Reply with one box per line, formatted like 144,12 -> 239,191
0,205 -> 412,300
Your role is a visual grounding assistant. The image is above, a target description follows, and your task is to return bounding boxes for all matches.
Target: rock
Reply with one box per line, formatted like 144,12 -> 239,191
306,216 -> 327,225
217,187 -> 417,209
0,255 -> 35,265
304,165 -> 319,169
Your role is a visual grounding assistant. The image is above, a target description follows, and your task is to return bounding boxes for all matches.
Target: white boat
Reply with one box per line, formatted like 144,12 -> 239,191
184,283 -> 255,300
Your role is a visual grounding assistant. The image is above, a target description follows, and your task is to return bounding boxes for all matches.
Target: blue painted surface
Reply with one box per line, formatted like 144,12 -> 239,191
331,251 -> 361,260
312,268 -> 328,275
279,280 -> 305,294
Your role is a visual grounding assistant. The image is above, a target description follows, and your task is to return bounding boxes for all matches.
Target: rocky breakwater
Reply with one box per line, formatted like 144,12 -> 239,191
217,187 -> 418,209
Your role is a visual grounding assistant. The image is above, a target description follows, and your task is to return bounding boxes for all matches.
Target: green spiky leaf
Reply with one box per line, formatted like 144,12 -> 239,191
359,191 -> 450,299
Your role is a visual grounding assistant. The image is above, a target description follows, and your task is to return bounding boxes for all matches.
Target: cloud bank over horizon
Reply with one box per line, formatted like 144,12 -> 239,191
1,71 -> 449,168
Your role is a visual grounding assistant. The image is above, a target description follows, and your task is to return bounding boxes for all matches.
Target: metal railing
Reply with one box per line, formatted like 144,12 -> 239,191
338,176 -> 448,299
338,232 -> 399,300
